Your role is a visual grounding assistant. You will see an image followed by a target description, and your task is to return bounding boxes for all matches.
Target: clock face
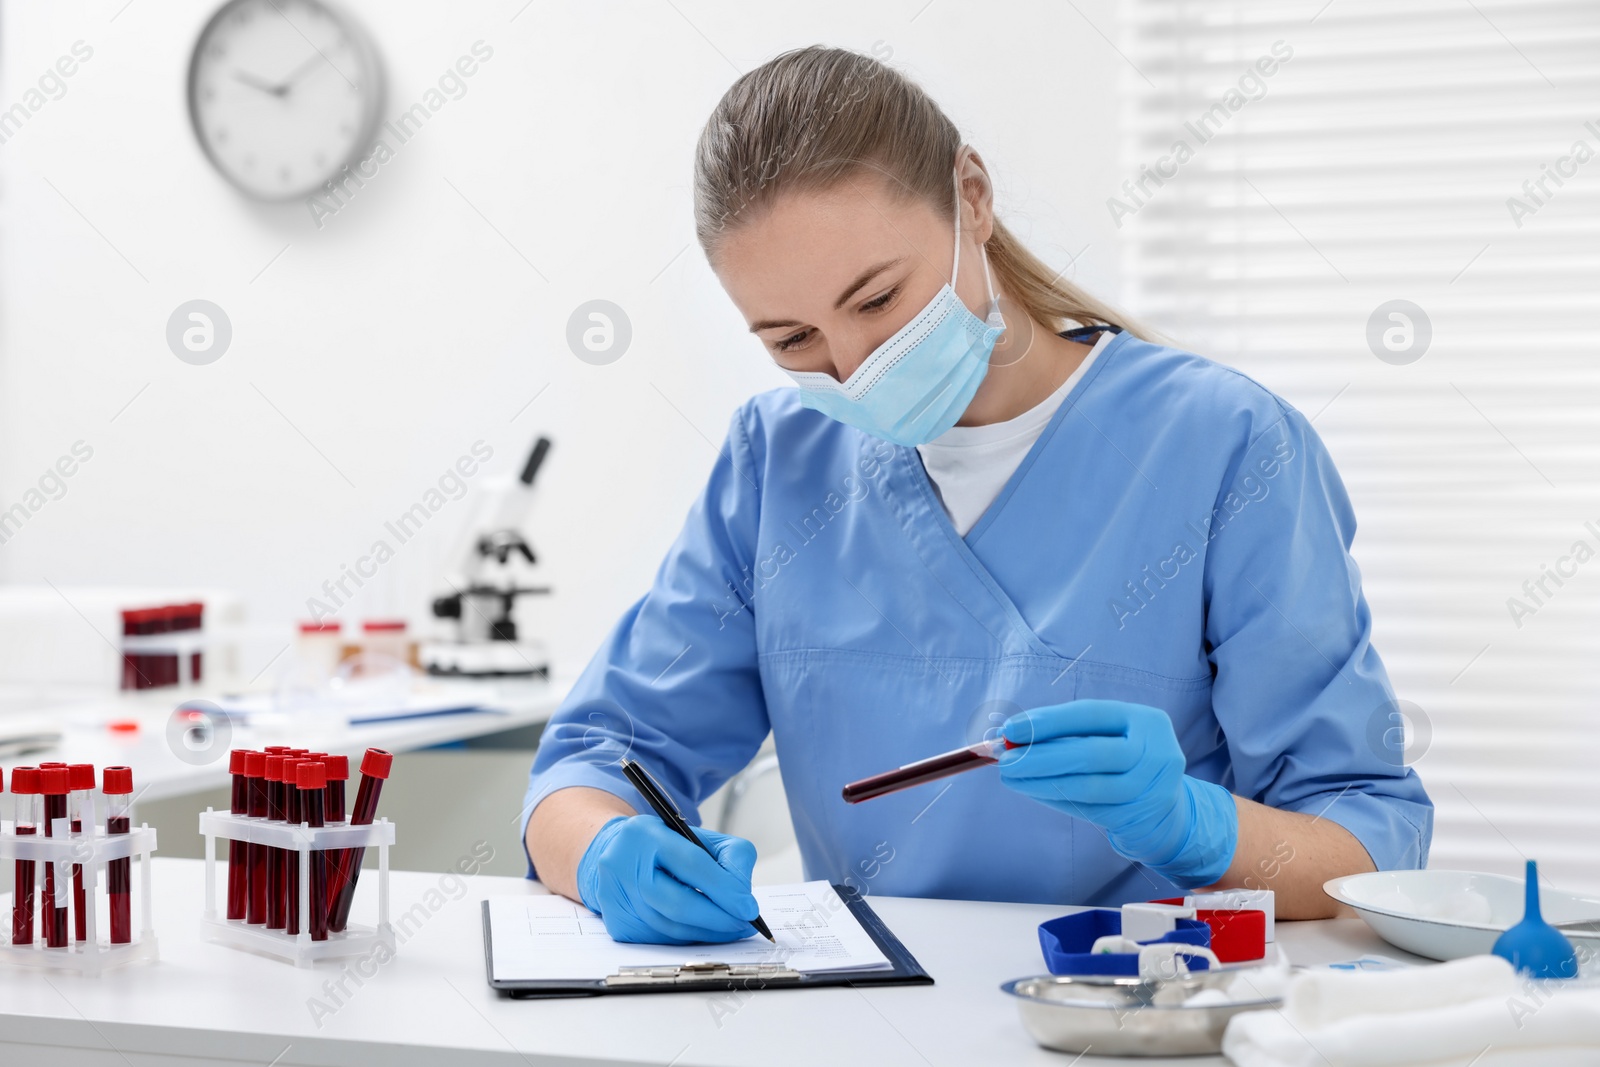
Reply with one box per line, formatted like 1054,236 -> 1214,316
188,0 -> 383,201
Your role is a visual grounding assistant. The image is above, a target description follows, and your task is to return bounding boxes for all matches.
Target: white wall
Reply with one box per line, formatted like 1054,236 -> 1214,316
0,0 -> 1125,677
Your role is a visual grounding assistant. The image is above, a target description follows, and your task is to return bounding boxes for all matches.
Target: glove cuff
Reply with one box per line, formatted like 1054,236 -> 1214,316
1150,778 -> 1238,887
575,815 -> 630,914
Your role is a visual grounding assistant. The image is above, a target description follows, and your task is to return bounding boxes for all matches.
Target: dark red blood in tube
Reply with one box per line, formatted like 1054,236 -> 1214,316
840,740 -> 1016,804
11,767 -> 40,946
227,750 -> 252,921
283,759 -> 304,935
68,763 -> 94,941
265,756 -> 287,930
104,766 -> 134,944
328,748 -> 391,933
40,767 -> 70,948
299,762 -> 330,941
245,751 -> 268,924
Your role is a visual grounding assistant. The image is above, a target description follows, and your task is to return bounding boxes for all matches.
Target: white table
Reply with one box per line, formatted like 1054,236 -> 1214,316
0,858 -> 1429,1067
0,675 -> 571,806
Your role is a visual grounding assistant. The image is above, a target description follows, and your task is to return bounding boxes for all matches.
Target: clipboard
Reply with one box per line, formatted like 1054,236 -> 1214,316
482,884 -> 933,998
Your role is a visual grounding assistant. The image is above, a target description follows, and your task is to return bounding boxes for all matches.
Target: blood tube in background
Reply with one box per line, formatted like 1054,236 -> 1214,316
328,748 -> 392,933
226,750 -> 252,921
104,766 -> 133,944
11,766 -> 39,945
265,755 -> 288,929
245,750 -> 268,924
68,762 -> 95,941
40,766 -> 70,947
282,758 -> 305,935
298,761 -> 330,941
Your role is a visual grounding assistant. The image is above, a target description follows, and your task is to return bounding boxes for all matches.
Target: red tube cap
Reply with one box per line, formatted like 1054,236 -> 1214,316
229,749 -> 252,775
360,748 -> 393,780
243,751 -> 266,777
69,763 -> 96,791
103,766 -> 134,795
263,745 -> 292,754
264,755 -> 286,782
323,754 -> 349,781
12,766 -> 40,794
297,762 -> 327,790
39,761 -> 67,769
1195,908 -> 1268,963
40,767 -> 70,795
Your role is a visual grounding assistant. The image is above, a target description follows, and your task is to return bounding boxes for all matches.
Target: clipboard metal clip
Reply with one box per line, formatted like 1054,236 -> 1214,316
605,961 -> 805,987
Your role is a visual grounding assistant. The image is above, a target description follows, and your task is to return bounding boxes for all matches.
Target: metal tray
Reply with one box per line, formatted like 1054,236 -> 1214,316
1001,971 -> 1281,1057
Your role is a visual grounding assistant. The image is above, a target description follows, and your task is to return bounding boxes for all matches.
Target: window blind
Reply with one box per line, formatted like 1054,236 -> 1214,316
1122,0 -> 1600,888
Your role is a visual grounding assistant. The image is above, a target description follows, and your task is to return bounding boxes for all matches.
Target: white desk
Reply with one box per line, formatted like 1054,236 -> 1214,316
0,676 -> 571,806
0,858 -> 1429,1067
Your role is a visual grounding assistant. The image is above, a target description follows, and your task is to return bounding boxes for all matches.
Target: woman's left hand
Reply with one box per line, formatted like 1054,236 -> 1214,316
998,699 -> 1238,886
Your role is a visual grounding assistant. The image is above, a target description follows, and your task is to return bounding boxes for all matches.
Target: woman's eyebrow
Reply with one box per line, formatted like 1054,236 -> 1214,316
747,256 -> 908,333
833,257 -> 905,309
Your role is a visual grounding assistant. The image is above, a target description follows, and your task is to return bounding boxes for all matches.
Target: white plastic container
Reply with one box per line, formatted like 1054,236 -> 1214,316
198,808 -> 395,967
0,816 -> 158,974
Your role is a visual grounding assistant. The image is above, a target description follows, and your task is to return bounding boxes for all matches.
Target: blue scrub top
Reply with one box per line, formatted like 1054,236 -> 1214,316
522,328 -> 1433,906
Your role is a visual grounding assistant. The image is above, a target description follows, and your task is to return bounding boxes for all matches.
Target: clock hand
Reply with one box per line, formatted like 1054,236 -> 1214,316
275,50 -> 332,94
233,69 -> 284,96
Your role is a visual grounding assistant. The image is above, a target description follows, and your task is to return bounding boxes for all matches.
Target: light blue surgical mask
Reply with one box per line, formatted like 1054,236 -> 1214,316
782,172 -> 1005,447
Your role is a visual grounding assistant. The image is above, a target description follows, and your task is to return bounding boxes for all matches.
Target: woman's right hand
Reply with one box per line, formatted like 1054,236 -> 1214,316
576,815 -> 761,944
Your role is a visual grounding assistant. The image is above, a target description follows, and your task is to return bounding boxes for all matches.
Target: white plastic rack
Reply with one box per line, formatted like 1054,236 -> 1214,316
0,818 -> 158,974
198,808 -> 395,967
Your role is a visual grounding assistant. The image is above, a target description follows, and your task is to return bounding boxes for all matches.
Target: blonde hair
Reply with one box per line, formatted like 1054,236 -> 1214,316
694,45 -> 1142,339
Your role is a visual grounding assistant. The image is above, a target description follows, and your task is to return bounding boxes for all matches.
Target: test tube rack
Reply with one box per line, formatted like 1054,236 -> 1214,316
198,808 -> 396,967
0,817 -> 159,974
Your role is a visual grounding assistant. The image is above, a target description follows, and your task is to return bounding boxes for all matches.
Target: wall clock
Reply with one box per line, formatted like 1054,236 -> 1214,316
188,0 -> 383,201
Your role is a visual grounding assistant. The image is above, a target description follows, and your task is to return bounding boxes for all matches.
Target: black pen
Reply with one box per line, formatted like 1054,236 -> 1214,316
621,758 -> 775,943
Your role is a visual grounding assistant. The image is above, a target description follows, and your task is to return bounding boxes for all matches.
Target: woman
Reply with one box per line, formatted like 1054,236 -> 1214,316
523,46 -> 1431,944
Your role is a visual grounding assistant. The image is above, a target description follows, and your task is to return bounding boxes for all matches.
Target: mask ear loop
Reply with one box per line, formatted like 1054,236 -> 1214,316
950,169 -> 964,290
952,163 -> 1003,327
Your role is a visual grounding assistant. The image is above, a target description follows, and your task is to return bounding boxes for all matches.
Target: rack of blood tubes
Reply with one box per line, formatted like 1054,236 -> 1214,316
1,764 -> 159,973
200,747 -> 395,966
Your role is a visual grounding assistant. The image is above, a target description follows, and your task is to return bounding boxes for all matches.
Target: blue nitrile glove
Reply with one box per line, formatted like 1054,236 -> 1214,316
998,700 -> 1238,887
575,814 -> 761,944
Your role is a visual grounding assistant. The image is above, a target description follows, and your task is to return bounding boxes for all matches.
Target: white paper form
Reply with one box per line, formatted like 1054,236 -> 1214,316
487,880 -> 892,982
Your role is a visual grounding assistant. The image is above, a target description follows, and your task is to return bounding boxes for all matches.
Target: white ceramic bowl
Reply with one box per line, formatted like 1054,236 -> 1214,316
1324,869 -> 1600,962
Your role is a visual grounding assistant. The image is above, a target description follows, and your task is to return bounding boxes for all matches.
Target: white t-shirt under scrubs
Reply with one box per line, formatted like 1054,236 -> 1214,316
916,329 -> 1112,537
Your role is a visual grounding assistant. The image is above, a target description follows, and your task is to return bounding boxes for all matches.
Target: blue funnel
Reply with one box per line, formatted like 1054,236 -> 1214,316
1492,860 -> 1578,979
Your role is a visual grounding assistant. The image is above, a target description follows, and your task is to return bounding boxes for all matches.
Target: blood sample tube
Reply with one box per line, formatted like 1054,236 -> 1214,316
298,761 -> 330,941
265,755 -> 288,929
11,766 -> 39,945
40,766 -> 69,947
323,755 -> 349,823
67,763 -> 95,941
328,748 -> 392,933
226,750 -> 252,921
282,758 -> 304,935
245,750 -> 268,924
320,754 -> 350,911
103,766 -> 133,943
840,737 -> 1019,803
